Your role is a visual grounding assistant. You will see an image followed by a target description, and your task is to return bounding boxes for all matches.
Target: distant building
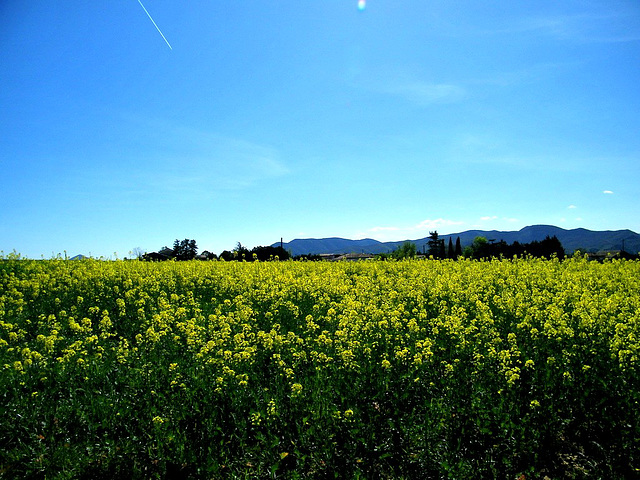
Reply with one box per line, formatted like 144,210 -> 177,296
328,253 -> 375,261
142,251 -> 171,261
318,254 -> 343,261
585,250 -> 638,261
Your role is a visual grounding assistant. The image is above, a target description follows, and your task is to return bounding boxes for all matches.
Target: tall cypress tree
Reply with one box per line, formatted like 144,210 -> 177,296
448,237 -> 455,259
455,237 -> 462,258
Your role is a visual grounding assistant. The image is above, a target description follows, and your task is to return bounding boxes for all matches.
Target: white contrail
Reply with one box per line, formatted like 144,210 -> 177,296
137,0 -> 172,50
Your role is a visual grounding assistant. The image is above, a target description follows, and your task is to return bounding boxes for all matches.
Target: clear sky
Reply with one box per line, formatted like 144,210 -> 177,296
2,1 -> 639,258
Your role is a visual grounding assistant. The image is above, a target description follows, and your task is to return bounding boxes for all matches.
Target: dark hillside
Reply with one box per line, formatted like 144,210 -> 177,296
275,226 -> 640,256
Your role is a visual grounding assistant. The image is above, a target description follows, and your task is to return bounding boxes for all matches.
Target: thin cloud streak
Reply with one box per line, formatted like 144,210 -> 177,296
470,61 -> 582,88
369,226 -> 400,232
386,82 -> 467,106
137,0 -> 173,50
480,10 -> 640,44
349,71 -> 467,107
478,216 -> 519,224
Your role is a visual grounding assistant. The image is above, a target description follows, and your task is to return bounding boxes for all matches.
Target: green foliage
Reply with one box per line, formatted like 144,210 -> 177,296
393,241 -> 416,259
427,231 -> 444,258
172,239 -> 198,261
455,237 -> 463,258
471,236 -> 488,255
465,235 -> 566,260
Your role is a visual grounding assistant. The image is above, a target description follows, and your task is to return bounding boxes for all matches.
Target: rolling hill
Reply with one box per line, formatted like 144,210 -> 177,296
273,225 -> 640,257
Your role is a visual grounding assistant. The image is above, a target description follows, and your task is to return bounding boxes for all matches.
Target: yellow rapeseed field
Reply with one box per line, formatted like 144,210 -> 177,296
1,256 -> 638,478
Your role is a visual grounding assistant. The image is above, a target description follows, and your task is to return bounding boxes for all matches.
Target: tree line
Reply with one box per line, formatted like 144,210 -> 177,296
141,232 -> 566,262
423,231 -> 566,260
464,234 -> 565,260
379,231 -> 565,260
142,239 -> 290,262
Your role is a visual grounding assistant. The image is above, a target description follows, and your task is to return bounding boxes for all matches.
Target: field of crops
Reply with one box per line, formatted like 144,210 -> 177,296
1,257 -> 639,479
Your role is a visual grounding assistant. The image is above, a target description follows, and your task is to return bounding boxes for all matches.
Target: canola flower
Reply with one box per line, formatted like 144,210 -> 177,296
0,256 -> 638,478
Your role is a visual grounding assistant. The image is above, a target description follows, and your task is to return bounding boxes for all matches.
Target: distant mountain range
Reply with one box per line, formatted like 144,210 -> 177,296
273,225 -> 640,257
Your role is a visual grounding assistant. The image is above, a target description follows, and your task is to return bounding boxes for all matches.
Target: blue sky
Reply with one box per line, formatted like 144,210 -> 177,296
2,1 -> 639,258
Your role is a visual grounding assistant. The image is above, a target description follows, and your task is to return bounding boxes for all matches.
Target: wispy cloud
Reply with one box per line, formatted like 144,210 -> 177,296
472,61 -> 581,88
137,141 -> 288,197
479,215 -> 519,223
384,82 -> 467,106
116,118 -> 290,198
484,11 -> 640,44
603,190 -> 614,194
369,226 -> 400,233
414,218 -> 465,231
363,218 -> 464,241
560,216 -> 582,224
568,204 -> 577,209
71,119 -> 291,211
448,132 -> 631,174
350,69 -> 467,107
493,15 -> 581,38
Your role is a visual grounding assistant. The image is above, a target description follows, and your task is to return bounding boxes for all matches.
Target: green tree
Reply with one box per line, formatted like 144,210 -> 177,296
219,250 -> 234,261
251,245 -> 290,261
234,242 -> 250,261
447,238 -> 454,259
173,239 -> 198,260
455,237 -> 462,258
464,236 -> 487,258
393,241 -> 417,259
427,231 -> 441,258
